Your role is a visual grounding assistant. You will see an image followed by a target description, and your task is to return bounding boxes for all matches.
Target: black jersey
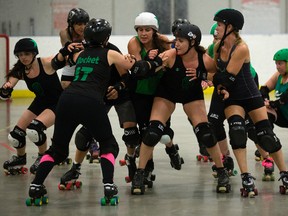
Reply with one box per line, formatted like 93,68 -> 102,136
216,45 -> 261,100
156,52 -> 205,104
65,47 -> 111,102
23,58 -> 62,104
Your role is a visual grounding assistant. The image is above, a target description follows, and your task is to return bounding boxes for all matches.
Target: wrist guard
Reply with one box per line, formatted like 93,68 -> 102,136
59,41 -> 72,57
269,100 -> 281,109
213,70 -> 236,89
259,86 -> 270,100
0,87 -> 13,100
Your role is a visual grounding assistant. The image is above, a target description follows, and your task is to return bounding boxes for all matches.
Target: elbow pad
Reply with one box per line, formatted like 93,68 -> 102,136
213,70 -> 236,89
51,54 -> 66,70
259,86 -> 270,100
130,60 -> 153,79
147,55 -> 163,72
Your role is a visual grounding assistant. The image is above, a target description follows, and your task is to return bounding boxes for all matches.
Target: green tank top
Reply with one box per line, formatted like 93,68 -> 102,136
134,36 -> 163,95
275,75 -> 288,120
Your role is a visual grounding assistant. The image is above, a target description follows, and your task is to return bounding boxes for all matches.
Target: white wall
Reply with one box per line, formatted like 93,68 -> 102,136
6,34 -> 288,90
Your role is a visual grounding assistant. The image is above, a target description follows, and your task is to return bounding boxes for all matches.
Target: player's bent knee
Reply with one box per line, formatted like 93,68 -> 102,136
75,127 -> 93,151
122,126 -> 140,148
256,124 -> 281,153
142,120 -> 165,147
228,115 -> 247,149
8,126 -> 26,148
194,122 -> 217,148
26,119 -> 47,146
160,127 -> 174,144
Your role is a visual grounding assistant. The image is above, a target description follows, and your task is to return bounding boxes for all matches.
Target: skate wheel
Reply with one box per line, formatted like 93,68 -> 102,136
21,167 -> 28,174
75,181 -> 82,188
100,197 -> 107,206
66,182 -> 73,190
131,187 -> 145,195
150,174 -> 156,181
86,154 -> 91,160
58,183 -> 66,190
26,198 -> 32,206
119,159 -> 126,166
181,158 -> 184,164
110,197 -> 117,206
232,170 -> 238,176
67,158 -> 72,164
174,144 -> 179,150
279,185 -> 287,194
34,198 -> 42,206
125,176 -> 131,183
146,181 -> 153,188
196,155 -> 202,161
254,188 -> 258,196
203,156 -> 208,162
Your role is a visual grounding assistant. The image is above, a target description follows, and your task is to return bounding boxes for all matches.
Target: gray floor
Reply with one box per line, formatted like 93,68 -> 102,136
1,97 -> 288,216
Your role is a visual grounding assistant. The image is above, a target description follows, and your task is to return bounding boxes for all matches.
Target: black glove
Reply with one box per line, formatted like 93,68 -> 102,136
113,82 -> 125,93
148,55 -> 163,72
196,69 -> 207,81
269,100 -> 281,109
59,41 -> 72,57
259,86 -> 270,100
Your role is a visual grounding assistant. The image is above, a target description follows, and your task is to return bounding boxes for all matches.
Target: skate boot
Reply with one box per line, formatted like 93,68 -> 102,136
26,184 -> 48,206
240,173 -> 258,198
100,183 -> 119,206
131,168 -> 145,195
216,167 -> 231,193
144,159 -> 156,188
30,153 -> 43,174
86,139 -> 100,163
58,163 -> 82,190
223,156 -> 237,176
278,171 -> 288,194
119,154 -> 137,183
262,157 -> 275,181
3,154 -> 28,175
165,144 -> 184,170
196,144 -> 212,162
254,149 -> 263,161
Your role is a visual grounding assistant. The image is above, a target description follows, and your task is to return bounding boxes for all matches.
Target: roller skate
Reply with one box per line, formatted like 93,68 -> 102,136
213,155 -> 237,178
196,144 -> 212,162
144,159 -> 156,188
240,173 -> 258,198
216,167 -> 231,193
30,153 -> 43,174
131,168 -> 145,195
262,157 -> 275,181
119,154 -> 137,183
26,184 -> 48,206
254,149 -> 263,161
58,163 -> 82,190
165,144 -> 184,170
3,154 -> 28,175
279,171 -> 288,194
100,183 -> 119,206
86,139 -> 100,163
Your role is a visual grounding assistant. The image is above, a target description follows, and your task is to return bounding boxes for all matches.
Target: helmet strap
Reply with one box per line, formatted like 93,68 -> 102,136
216,25 -> 234,53
24,55 -> 36,74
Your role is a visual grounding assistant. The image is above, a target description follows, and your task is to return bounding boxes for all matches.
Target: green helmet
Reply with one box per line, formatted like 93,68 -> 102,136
209,23 -> 217,36
273,48 -> 288,62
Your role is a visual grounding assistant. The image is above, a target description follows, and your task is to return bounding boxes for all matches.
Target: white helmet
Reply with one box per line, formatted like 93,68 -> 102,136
134,12 -> 159,31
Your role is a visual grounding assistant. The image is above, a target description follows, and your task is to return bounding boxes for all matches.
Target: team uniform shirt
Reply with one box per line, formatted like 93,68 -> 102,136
216,45 -> 261,100
156,53 -> 205,104
275,75 -> 288,120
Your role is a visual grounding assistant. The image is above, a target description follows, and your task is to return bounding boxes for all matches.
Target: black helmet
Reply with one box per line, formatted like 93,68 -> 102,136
171,18 -> 190,34
214,8 -> 244,31
14,38 -> 39,55
67,8 -> 89,26
173,23 -> 202,45
84,18 -> 112,46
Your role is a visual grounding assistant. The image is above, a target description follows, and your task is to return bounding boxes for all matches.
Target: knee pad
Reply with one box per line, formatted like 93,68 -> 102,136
160,127 -> 174,144
142,120 -> 165,147
228,115 -> 247,149
8,126 -> 26,148
122,127 -> 140,148
99,136 -> 119,158
255,120 -> 281,153
26,119 -> 47,146
75,127 -> 93,151
209,122 -> 226,142
245,118 -> 257,143
194,122 -> 217,148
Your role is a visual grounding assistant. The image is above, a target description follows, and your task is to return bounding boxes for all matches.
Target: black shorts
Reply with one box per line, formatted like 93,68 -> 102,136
28,98 -> 58,115
224,96 -> 264,113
